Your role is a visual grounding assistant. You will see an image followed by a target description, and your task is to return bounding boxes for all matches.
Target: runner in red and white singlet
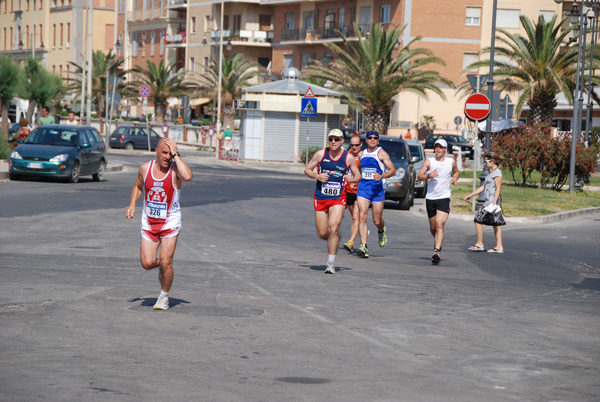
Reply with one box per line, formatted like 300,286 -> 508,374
126,138 -> 193,310
141,160 -> 182,240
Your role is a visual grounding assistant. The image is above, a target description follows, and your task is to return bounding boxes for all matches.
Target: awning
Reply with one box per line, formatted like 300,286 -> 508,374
190,98 -> 211,106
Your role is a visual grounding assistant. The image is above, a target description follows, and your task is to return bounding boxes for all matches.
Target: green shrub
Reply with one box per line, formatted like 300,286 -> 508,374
492,125 -> 600,190
300,146 -> 321,164
0,136 -> 11,159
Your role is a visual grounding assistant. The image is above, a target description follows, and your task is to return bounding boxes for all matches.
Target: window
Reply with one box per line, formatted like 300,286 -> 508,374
39,23 -> 42,44
9,27 -> 12,49
204,56 -> 209,67
67,22 -> 70,46
150,31 -> 155,56
60,23 -> 63,47
190,57 -> 194,72
285,12 -> 295,30
301,53 -> 313,68
380,4 -> 391,24
462,53 -> 478,72
324,11 -> 335,30
233,14 -> 241,33
159,30 -> 164,56
52,23 -> 56,47
259,14 -> 270,31
539,11 -> 555,22
3,28 -> 6,50
132,32 -> 138,57
359,6 -> 371,32
339,8 -> 345,29
284,54 -> 293,69
497,9 -> 520,29
465,7 -> 481,26
303,11 -> 313,30
26,25 -> 29,48
191,16 -> 196,33
204,15 -> 210,32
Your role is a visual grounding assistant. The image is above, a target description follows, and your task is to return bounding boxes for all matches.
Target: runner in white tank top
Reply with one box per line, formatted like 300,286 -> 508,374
417,138 -> 460,263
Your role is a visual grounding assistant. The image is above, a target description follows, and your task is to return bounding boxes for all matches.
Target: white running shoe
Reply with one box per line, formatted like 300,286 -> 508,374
154,295 -> 169,310
324,261 -> 336,274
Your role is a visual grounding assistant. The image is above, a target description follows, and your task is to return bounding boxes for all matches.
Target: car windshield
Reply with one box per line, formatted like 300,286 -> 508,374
455,136 -> 468,143
24,128 -> 79,146
379,141 -> 407,164
408,145 -> 421,159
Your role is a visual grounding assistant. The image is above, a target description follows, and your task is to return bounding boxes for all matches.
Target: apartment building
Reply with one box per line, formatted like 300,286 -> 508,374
0,0 -> 117,81
395,0 -> 565,132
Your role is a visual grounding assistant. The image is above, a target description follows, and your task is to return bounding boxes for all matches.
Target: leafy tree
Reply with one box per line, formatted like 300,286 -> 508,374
460,15 -> 600,125
20,57 -> 66,123
127,60 -> 187,124
195,53 -> 261,129
304,22 -> 453,134
68,50 -> 125,117
0,55 -> 23,138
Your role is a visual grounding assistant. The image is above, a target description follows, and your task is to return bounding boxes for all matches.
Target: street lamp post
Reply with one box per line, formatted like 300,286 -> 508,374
556,0 -> 599,193
216,0 -> 225,158
476,0 -> 498,208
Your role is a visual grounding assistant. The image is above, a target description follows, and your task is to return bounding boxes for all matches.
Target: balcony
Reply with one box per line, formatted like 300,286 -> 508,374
165,32 -> 186,45
211,30 -> 273,44
166,0 -> 186,10
280,25 -> 367,42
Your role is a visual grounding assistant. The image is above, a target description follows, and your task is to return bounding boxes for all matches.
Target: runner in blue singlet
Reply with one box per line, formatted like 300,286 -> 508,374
355,131 -> 396,258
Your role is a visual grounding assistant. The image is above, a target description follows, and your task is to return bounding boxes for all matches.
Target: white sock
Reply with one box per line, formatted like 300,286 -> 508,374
328,254 -> 335,264
160,290 -> 169,298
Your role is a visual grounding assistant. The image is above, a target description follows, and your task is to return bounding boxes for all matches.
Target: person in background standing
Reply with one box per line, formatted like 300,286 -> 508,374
11,119 -> 31,148
464,152 -> 506,253
65,112 -> 78,125
38,107 -> 55,126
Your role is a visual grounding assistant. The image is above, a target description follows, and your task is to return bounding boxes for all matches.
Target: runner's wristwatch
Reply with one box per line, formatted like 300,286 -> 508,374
172,152 -> 181,158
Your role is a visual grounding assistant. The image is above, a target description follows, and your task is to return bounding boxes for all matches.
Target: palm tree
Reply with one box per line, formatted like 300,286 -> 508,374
68,50 -> 125,117
0,55 -> 23,138
460,15 -> 600,125
304,22 -> 453,134
21,57 -> 66,123
195,53 -> 261,128
127,60 -> 187,124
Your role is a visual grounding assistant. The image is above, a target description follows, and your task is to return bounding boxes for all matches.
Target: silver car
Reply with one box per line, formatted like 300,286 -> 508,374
406,139 -> 427,198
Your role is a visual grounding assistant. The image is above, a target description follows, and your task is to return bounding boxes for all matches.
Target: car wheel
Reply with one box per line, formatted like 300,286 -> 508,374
93,160 -> 105,182
399,193 -> 411,210
9,173 -> 20,181
124,142 -> 134,151
409,186 -> 414,207
68,161 -> 80,183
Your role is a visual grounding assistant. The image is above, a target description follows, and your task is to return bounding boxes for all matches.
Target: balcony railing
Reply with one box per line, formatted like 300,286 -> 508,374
211,29 -> 273,43
165,32 -> 186,44
281,25 -> 368,42
167,0 -> 186,5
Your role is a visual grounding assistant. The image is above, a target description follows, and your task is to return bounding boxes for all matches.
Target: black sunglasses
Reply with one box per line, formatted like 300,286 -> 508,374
350,143 -> 361,147
366,136 -> 378,140
328,137 -> 342,142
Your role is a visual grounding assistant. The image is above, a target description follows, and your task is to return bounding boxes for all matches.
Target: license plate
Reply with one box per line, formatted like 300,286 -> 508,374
27,162 -> 43,169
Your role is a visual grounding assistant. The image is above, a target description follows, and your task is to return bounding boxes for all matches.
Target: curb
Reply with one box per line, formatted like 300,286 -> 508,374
417,206 -> 600,224
0,163 -> 123,181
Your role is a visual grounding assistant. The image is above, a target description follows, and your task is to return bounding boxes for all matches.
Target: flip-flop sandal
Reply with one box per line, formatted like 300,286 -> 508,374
487,248 -> 504,253
468,245 -> 485,251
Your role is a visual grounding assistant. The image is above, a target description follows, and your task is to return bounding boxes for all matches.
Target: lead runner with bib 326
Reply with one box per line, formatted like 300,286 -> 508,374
126,138 -> 193,310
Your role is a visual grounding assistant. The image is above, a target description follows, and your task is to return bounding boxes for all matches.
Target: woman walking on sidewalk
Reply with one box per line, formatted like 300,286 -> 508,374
464,152 -> 506,253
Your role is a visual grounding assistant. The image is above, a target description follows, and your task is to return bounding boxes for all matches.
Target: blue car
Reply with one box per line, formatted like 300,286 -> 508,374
9,125 -> 107,183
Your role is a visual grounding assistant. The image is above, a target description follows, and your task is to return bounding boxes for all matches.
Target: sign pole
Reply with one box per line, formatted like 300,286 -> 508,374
305,116 -> 310,165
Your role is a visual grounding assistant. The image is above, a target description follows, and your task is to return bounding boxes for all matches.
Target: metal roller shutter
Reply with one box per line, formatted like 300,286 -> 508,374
263,112 -> 296,161
298,114 -> 326,156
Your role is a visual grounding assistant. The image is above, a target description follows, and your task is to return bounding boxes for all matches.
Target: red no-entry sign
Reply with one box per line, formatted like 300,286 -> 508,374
464,93 -> 491,121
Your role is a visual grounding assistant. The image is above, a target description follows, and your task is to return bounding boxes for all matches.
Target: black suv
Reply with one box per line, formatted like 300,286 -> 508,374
362,135 -> 417,210
424,134 -> 474,159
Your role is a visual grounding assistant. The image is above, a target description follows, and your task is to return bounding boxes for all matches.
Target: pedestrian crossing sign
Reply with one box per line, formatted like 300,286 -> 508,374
301,98 -> 318,117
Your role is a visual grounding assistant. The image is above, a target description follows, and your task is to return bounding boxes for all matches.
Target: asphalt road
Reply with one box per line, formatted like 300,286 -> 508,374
1,150 -> 599,401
